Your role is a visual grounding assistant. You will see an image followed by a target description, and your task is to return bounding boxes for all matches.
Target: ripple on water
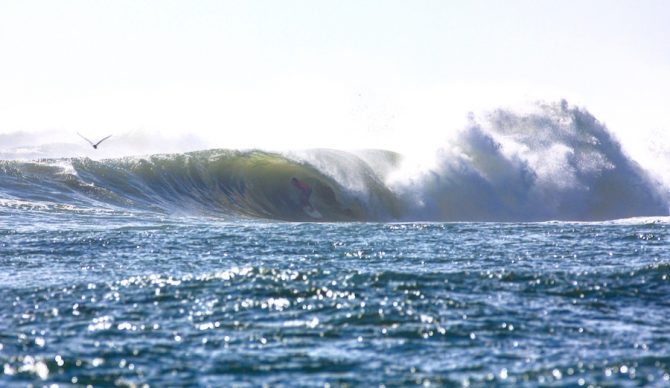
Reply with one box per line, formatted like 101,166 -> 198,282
1,220 -> 669,385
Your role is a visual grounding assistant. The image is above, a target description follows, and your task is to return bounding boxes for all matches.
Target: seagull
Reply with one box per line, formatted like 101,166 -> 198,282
78,133 -> 112,149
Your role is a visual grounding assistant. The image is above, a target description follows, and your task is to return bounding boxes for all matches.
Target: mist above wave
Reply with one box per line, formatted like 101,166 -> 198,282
0,130 -> 208,160
389,100 -> 668,220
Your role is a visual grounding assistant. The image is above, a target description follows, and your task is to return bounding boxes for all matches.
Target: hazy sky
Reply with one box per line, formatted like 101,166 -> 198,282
1,0 -> 668,150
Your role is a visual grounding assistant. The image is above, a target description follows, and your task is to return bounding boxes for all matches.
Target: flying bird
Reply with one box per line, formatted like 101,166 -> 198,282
78,133 -> 112,149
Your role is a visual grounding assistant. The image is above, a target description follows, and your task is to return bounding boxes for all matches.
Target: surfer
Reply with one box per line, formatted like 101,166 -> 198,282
78,133 -> 112,149
291,177 -> 314,210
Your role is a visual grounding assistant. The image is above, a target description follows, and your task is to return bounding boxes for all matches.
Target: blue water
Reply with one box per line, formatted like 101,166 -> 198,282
2,210 -> 669,386
2,102 -> 670,386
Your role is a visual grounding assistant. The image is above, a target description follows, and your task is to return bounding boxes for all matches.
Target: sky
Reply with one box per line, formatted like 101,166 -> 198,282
0,0 -> 668,152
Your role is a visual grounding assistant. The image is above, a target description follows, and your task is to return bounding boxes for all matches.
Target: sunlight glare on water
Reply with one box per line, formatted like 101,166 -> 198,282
1,217 -> 669,385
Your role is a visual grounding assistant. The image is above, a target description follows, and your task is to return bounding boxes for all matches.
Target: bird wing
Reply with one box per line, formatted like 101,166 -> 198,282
94,135 -> 112,147
77,132 -> 95,146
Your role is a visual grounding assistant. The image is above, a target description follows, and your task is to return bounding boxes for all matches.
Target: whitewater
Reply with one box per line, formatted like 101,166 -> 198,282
2,101 -> 670,386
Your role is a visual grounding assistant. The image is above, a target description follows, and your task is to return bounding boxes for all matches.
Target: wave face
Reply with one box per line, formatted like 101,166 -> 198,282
0,150 -> 401,221
1,101 -> 668,221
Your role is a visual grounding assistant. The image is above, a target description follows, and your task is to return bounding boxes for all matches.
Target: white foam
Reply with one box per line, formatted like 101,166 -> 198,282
388,101 -> 669,221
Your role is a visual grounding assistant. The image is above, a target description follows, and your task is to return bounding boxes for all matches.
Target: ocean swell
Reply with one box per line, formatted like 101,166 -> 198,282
0,101 -> 667,221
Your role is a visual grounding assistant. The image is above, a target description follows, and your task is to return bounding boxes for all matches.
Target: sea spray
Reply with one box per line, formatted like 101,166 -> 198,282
388,101 -> 668,221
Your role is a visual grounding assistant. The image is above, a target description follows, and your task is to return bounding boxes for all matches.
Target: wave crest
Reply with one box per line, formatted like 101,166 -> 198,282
1,101 -> 667,221
390,100 -> 668,221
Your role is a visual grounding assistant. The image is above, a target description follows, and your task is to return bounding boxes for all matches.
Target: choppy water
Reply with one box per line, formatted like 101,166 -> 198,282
2,212 -> 669,386
2,101 -> 670,386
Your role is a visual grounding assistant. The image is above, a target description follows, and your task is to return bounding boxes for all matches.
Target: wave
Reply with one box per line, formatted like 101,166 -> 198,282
1,101 -> 668,221
0,149 -> 401,221
387,100 -> 669,221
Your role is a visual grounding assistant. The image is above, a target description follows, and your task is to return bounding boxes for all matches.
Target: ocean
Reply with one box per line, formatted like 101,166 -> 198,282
1,102 -> 669,386
2,216 -> 669,386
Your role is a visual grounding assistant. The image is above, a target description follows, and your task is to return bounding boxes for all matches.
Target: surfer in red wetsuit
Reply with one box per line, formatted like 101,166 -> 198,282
291,177 -> 314,210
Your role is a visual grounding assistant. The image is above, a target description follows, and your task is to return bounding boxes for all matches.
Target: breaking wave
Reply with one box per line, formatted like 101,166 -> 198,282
0,101 -> 667,221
